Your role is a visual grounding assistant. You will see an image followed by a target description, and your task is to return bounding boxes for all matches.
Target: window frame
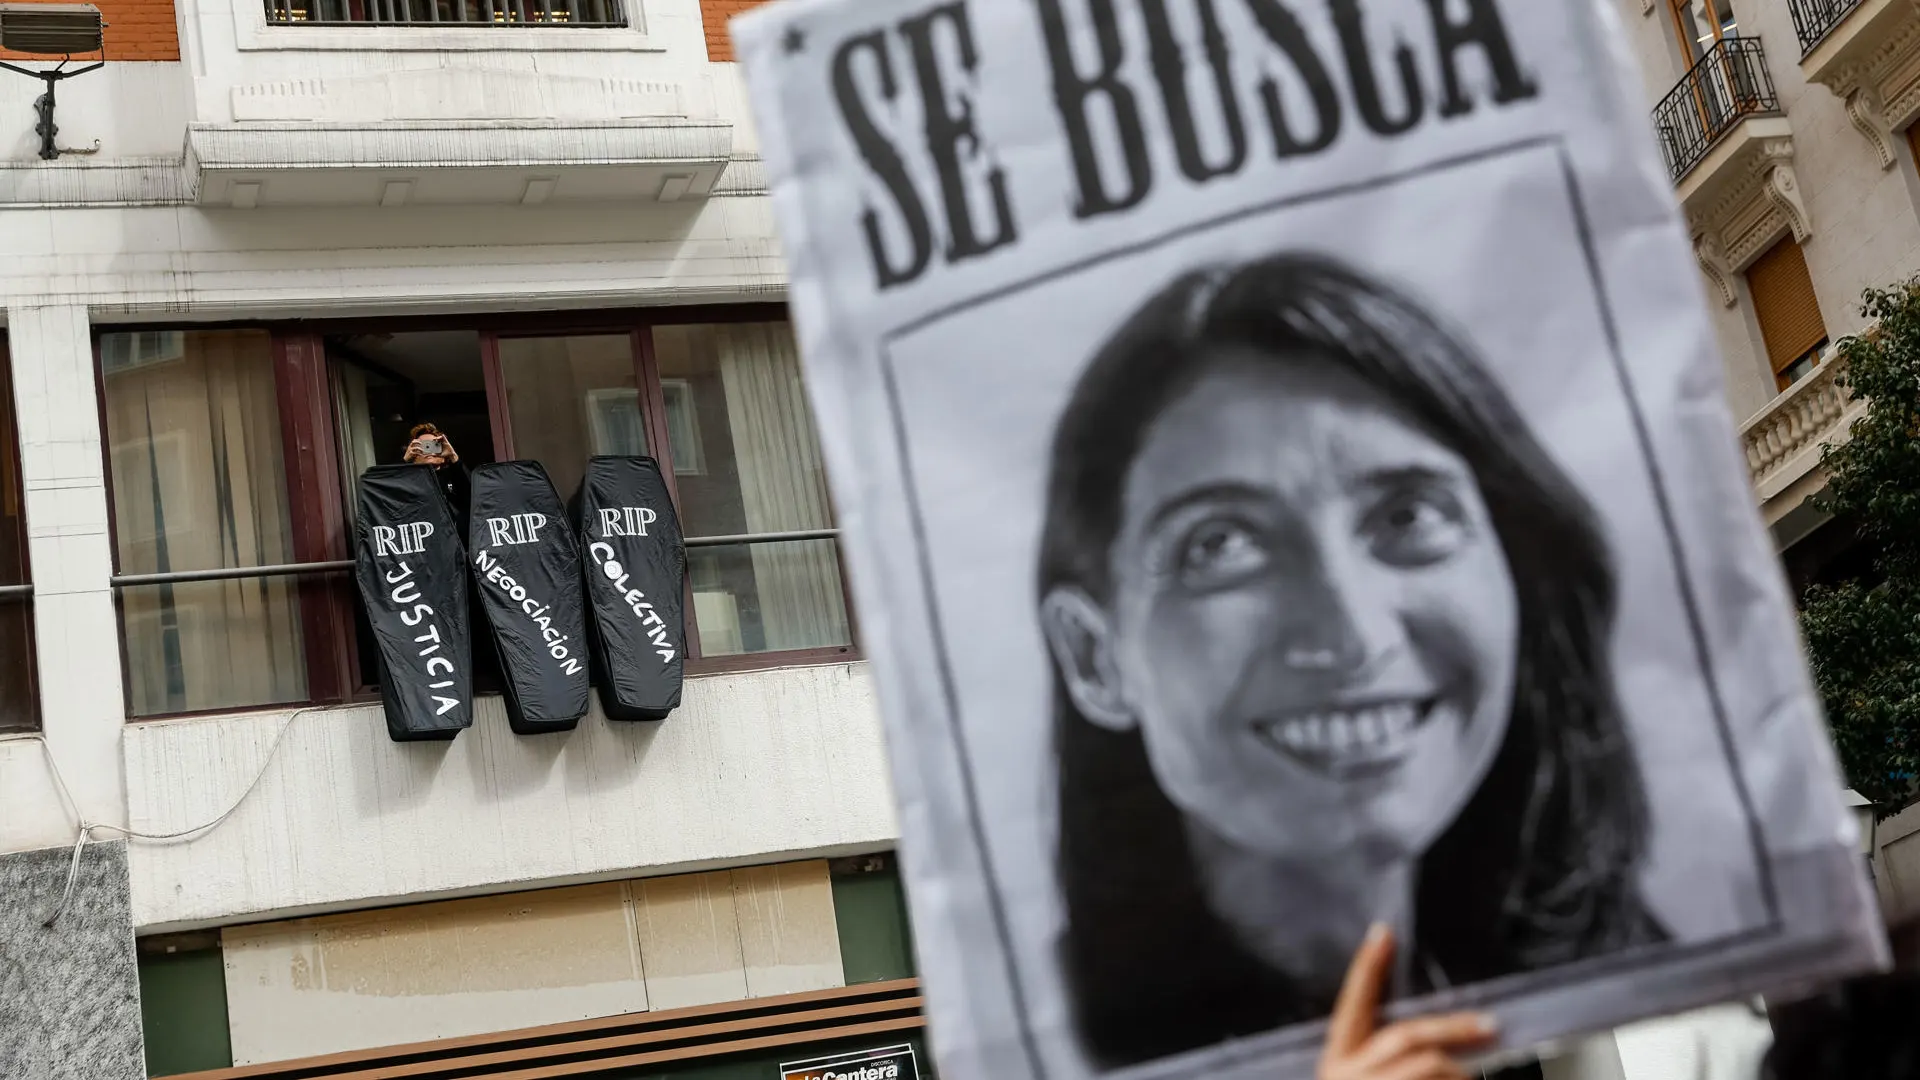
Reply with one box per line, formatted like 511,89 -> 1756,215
261,0 -> 627,29
0,337 -> 40,733
98,303 -> 859,723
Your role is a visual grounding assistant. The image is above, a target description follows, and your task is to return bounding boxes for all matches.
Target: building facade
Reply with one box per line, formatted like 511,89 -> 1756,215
1545,1 -> 1920,1078
0,0 -> 1912,1075
0,0 -> 919,1073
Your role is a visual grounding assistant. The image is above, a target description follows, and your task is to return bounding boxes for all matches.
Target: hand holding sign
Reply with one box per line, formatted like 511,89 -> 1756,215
1316,928 -> 1495,1080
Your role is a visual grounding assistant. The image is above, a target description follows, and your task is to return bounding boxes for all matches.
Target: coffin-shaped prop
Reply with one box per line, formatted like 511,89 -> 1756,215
354,465 -> 473,743
575,456 -> 687,721
469,461 -> 592,735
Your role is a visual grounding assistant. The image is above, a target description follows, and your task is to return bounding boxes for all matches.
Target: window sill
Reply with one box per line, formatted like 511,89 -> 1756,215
124,652 -> 865,723
233,21 -> 662,51
686,646 -> 862,678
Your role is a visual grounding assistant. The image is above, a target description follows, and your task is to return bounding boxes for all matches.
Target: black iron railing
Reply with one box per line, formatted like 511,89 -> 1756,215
1651,38 -> 1780,183
265,0 -> 622,26
1789,0 -> 1864,54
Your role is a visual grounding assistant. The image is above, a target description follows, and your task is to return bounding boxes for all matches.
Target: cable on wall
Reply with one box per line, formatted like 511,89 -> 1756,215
32,706 -> 317,928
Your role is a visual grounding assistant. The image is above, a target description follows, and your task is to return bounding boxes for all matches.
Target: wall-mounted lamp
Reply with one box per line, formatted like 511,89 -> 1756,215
0,3 -> 105,161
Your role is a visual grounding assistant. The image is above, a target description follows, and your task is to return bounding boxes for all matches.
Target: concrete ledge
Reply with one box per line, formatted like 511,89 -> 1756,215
185,119 -> 732,207
124,662 -> 898,932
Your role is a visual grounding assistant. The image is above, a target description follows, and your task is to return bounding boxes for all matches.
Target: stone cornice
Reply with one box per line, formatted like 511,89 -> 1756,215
1678,118 -> 1808,306
1680,120 -> 1808,289
1805,0 -> 1920,153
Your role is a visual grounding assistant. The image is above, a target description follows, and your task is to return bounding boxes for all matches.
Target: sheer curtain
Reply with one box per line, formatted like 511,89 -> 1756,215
497,334 -> 642,502
105,331 -> 306,716
714,323 -> 850,651
333,361 -> 379,520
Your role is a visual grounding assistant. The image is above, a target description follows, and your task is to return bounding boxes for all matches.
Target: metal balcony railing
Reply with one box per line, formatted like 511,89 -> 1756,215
1790,0 -> 1865,54
1651,38 -> 1780,183
265,0 -> 622,26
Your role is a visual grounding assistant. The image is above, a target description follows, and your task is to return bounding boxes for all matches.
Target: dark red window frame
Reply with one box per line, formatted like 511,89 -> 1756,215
98,304 -> 859,722
0,337 -> 39,732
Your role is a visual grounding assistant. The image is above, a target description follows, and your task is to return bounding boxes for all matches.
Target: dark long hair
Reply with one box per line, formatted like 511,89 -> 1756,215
1038,254 -> 1660,1067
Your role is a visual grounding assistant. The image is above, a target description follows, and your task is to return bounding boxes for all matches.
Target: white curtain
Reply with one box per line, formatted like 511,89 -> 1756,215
715,324 -> 850,651
333,361 -> 379,520
106,331 -> 306,715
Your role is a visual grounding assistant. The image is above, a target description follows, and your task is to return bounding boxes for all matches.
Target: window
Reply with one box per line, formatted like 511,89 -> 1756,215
264,0 -> 623,26
649,323 -> 852,657
102,308 -> 854,720
1746,237 -> 1830,391
101,331 -> 307,717
496,334 -> 643,505
0,340 -> 37,732
1668,0 -> 1736,64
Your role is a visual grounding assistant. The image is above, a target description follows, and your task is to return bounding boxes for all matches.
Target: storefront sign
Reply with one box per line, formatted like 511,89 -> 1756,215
575,455 -> 686,721
470,461 -> 591,735
354,464 -> 472,742
779,1044 -> 919,1080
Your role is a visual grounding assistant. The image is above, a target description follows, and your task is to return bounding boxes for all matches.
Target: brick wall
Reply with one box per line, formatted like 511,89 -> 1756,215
700,0 -> 766,62
0,0 -> 178,63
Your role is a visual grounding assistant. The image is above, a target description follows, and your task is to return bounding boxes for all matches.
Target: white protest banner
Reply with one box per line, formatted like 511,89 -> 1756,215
733,1 -> 1889,1077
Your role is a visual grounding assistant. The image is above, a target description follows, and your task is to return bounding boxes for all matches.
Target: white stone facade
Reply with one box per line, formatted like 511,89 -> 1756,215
0,0 -> 898,939
1620,0 -> 1920,424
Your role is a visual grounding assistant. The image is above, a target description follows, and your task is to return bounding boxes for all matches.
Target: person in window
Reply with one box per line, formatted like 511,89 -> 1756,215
402,422 -> 469,529
1035,254 -> 1665,1068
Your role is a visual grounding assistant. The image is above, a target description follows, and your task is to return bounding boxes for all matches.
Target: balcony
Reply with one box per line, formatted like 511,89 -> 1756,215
1792,0 -> 1866,55
1653,38 -> 1781,183
1798,0 -> 1920,167
1651,39 -> 1811,307
1741,347 -> 1862,518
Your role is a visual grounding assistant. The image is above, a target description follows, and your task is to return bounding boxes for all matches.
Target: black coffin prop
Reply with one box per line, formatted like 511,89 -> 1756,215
469,461 -> 592,735
354,465 -> 473,743
575,456 -> 687,721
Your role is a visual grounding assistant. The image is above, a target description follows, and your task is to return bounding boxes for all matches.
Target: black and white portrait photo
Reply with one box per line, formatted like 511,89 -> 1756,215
733,0 -> 1890,1070
1036,254 -> 1664,1067
846,142 -> 1870,1080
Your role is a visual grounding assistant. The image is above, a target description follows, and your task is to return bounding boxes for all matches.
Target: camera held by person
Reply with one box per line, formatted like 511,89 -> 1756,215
403,423 -> 459,468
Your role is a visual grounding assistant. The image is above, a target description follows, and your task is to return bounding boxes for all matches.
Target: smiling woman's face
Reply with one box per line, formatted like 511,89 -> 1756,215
1044,345 -> 1519,861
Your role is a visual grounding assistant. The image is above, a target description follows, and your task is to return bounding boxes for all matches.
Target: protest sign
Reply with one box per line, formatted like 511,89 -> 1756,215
575,456 -> 687,721
469,461 -> 591,735
355,464 -> 472,742
733,0 -> 1889,1076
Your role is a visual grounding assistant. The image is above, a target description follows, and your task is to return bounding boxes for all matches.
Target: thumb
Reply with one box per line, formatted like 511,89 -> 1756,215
1325,924 -> 1393,1058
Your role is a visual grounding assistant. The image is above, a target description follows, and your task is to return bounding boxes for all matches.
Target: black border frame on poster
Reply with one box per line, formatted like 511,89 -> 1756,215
872,136 -> 1784,1080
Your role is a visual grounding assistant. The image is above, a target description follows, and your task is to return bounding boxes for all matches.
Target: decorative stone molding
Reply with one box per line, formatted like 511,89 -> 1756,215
182,119 -> 733,208
1805,0 -> 1920,157
1693,232 -> 1737,307
1741,350 -> 1860,503
1766,160 -> 1814,245
230,70 -> 684,124
1677,120 -> 1808,299
1841,86 -> 1900,168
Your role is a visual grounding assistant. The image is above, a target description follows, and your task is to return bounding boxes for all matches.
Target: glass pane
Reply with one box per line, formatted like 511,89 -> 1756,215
689,541 -> 851,656
497,335 -> 645,503
652,320 -> 850,656
1779,340 -> 1828,388
118,580 -> 305,716
0,594 -> 33,732
1673,0 -> 1735,61
0,349 -> 34,731
102,330 -> 306,716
